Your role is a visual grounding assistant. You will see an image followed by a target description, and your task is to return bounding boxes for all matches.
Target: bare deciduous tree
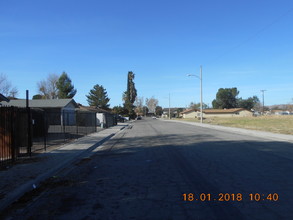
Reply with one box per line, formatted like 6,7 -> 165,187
135,96 -> 144,115
0,73 -> 18,98
145,96 -> 158,113
37,73 -> 59,99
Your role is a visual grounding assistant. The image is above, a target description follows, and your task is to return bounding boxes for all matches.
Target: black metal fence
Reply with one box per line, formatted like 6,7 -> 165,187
1,106 -> 98,168
0,106 -> 31,167
31,109 -> 97,153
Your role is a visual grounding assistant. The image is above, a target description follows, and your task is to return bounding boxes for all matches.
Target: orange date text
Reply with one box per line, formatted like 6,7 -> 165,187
182,193 -> 279,202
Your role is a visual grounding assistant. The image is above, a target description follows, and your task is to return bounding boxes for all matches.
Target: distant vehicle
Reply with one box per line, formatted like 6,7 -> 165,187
117,115 -> 125,122
152,116 -> 157,119
136,116 -> 142,120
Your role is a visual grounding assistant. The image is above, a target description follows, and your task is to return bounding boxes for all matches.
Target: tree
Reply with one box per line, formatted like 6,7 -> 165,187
123,71 -> 137,118
8,87 -> 18,99
155,106 -> 163,116
212,88 -> 239,109
175,108 -> 185,118
0,73 -> 18,98
37,73 -> 59,99
56,72 -> 77,99
189,102 -> 209,110
142,106 -> 149,116
112,105 -> 127,115
238,96 -> 260,110
145,96 -> 158,113
32,94 -> 43,99
86,84 -> 110,109
135,96 -> 144,115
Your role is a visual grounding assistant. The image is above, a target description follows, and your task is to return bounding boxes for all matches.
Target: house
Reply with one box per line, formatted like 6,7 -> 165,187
201,108 -> 253,118
162,108 -> 186,118
0,93 -> 10,102
0,99 -> 78,126
270,110 -> 291,115
78,106 -> 116,128
180,109 -> 199,119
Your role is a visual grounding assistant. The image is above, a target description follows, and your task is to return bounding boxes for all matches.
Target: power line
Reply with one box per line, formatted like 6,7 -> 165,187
206,7 -> 293,65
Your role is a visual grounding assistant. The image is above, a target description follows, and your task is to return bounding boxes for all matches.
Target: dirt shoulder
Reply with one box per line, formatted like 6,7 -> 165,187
173,115 -> 293,135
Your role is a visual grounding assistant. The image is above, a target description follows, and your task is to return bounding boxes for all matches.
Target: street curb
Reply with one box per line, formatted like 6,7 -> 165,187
162,119 -> 293,143
0,124 -> 128,212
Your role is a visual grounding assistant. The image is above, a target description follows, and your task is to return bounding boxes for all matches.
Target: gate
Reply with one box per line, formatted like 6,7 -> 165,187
0,106 -> 32,167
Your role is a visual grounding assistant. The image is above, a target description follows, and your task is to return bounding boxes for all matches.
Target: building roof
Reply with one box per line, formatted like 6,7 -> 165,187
181,109 -> 199,114
78,105 -> 112,114
162,107 -> 186,113
0,99 -> 78,108
0,93 -> 10,102
203,108 -> 249,114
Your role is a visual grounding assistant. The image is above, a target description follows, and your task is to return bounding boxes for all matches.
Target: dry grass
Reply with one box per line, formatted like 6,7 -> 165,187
175,116 -> 293,135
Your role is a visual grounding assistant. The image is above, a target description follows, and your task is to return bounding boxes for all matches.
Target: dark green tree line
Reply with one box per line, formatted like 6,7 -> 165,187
212,87 -> 260,110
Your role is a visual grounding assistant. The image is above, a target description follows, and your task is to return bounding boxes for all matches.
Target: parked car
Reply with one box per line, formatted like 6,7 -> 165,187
136,116 -> 142,120
117,115 -> 125,122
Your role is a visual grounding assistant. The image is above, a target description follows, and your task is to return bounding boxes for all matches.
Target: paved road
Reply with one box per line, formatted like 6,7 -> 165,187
3,118 -> 293,220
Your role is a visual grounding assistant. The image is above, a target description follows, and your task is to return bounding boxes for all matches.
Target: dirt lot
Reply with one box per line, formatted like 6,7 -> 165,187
176,115 -> 293,135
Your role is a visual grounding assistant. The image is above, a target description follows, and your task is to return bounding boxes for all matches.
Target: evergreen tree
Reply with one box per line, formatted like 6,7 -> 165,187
238,96 -> 260,110
32,94 -> 43,99
86,84 -> 110,109
56,72 -> 77,98
123,71 -> 137,118
212,88 -> 239,109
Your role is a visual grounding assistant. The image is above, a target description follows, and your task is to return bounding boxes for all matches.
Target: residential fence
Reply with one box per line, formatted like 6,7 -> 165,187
0,106 -> 31,168
1,106 -> 99,168
32,109 -> 97,153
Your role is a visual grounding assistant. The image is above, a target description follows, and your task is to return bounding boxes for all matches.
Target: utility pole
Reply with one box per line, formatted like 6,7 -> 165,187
168,93 -> 171,119
200,66 -> 203,124
187,66 -> 203,123
260,90 -> 266,115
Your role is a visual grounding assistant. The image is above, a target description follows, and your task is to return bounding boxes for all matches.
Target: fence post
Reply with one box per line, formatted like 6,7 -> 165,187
10,107 -> 15,162
94,112 -> 97,132
26,90 -> 32,157
76,111 -> 78,138
43,110 -> 47,152
62,110 -> 66,143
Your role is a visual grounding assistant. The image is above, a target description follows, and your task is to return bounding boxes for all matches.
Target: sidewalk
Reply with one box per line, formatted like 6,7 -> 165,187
0,123 -> 128,212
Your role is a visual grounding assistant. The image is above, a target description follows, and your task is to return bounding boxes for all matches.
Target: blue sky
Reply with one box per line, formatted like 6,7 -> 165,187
1,0 -> 293,108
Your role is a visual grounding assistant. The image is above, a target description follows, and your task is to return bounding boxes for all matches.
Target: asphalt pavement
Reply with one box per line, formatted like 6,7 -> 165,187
0,123 -> 128,214
1,118 -> 293,220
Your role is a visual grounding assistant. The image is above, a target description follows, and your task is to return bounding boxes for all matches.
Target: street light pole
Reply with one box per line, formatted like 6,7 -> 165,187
260,90 -> 266,114
200,66 -> 203,124
169,93 -> 171,120
187,66 -> 203,124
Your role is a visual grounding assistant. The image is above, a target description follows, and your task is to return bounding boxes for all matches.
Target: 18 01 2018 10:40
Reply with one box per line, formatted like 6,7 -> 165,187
182,193 -> 279,202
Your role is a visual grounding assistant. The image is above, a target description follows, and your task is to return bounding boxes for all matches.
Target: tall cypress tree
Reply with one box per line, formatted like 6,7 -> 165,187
56,72 -> 77,99
123,71 -> 137,118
